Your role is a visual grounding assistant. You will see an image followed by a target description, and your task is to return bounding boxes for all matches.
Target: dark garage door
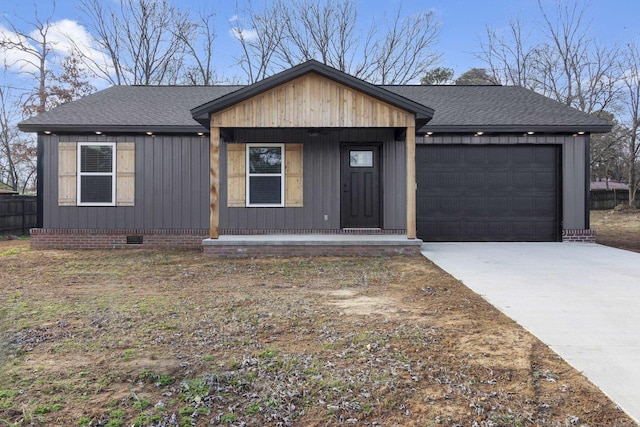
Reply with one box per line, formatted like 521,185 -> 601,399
416,145 -> 560,242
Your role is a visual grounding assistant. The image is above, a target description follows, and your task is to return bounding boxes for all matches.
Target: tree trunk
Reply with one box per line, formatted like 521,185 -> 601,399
629,159 -> 637,207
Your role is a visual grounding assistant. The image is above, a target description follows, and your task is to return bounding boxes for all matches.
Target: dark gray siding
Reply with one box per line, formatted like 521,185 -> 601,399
562,136 -> 588,230
418,134 -> 588,230
382,138 -> 406,229
220,128 -> 406,231
42,134 -> 210,229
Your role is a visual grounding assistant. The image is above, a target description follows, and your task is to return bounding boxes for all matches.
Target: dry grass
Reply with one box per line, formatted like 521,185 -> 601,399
591,208 -> 640,253
0,240 -> 635,426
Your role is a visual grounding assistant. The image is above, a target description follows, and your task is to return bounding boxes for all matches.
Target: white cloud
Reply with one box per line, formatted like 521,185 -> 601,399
0,19 -> 113,89
0,24 -> 39,74
229,26 -> 258,42
43,19 -> 93,55
228,14 -> 239,23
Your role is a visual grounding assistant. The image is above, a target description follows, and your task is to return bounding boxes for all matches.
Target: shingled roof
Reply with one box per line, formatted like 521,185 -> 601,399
18,85 -> 243,134
19,74 -> 611,134
383,85 -> 611,133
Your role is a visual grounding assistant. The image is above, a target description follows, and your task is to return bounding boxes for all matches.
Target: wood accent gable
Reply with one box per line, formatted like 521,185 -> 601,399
211,73 -> 415,128
285,143 -> 303,207
58,142 -> 77,206
227,143 -> 246,207
210,127 -> 220,238
116,142 -> 135,206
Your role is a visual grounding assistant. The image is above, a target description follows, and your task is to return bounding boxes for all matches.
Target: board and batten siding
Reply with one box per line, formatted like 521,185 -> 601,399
42,135 -> 210,230
417,134 -> 588,230
219,128 -> 406,231
562,136 -> 588,230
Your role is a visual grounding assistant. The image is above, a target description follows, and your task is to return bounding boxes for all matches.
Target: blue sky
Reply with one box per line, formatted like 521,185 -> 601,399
2,0 -> 640,85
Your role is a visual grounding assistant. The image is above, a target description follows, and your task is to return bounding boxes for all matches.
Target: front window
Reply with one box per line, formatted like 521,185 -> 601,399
246,144 -> 284,207
77,142 -> 116,206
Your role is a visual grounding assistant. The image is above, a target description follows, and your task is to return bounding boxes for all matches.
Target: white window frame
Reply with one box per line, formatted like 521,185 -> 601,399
77,142 -> 116,206
246,143 -> 285,207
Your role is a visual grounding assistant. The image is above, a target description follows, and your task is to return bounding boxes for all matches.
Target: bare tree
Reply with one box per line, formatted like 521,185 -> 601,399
275,0 -> 359,72
366,7 -> 441,84
0,86 -> 20,190
0,87 -> 36,193
535,0 -> 619,114
478,0 -> 620,115
590,113 -> 626,184
231,3 -> 286,84
232,0 -> 441,84
0,7 -> 57,115
78,0 -> 197,85
177,10 -> 218,85
0,4 -> 87,193
619,42 -> 640,206
480,18 -> 539,89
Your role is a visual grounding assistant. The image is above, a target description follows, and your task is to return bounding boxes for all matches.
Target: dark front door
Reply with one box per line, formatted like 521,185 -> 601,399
341,144 -> 381,228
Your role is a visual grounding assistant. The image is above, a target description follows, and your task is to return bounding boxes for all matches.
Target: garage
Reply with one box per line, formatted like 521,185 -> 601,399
416,144 -> 561,242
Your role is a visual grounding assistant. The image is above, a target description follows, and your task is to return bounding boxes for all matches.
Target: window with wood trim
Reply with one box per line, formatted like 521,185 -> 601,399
58,141 -> 135,207
227,143 -> 303,208
77,142 -> 116,206
246,144 -> 284,207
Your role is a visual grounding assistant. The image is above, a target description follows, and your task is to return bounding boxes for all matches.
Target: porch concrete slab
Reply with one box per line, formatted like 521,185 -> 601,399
203,234 -> 423,246
421,243 -> 640,424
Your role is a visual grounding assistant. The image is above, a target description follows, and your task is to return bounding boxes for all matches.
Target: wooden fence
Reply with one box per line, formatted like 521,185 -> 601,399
590,189 -> 635,210
0,195 -> 37,235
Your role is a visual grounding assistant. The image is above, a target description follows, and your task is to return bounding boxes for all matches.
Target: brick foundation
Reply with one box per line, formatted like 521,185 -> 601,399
30,228 -> 207,250
31,227 -> 596,251
562,229 -> 596,243
202,244 -> 422,258
29,228 -> 422,256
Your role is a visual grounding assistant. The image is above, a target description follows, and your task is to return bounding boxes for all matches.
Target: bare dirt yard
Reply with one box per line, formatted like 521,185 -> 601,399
0,239 -> 635,426
591,207 -> 640,253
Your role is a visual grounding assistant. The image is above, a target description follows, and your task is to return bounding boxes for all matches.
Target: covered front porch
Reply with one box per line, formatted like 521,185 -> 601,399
189,61 -> 434,255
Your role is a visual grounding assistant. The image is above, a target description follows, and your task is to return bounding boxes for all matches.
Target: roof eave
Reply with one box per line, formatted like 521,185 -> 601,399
418,124 -> 612,134
18,123 -> 209,134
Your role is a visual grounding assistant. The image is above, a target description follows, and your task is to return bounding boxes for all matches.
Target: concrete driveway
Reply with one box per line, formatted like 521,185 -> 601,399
421,242 -> 640,424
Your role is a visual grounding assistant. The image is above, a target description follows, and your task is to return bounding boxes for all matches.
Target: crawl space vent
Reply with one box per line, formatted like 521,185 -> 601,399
126,235 -> 144,245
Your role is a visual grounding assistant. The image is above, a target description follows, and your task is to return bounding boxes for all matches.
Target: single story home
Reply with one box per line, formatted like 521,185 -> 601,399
19,60 -> 610,256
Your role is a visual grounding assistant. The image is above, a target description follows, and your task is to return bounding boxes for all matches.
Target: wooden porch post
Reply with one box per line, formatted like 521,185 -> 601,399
210,126 -> 220,239
406,124 -> 416,239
